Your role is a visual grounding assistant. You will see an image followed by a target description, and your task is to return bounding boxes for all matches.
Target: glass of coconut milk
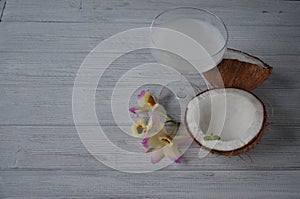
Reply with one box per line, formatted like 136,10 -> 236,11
150,7 -> 228,112
150,7 -> 228,119
151,7 -> 228,73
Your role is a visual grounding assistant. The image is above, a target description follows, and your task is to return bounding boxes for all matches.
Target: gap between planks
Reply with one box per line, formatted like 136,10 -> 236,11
0,0 -> 6,22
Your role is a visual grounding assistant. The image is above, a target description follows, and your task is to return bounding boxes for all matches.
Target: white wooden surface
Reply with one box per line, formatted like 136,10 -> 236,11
0,0 -> 300,198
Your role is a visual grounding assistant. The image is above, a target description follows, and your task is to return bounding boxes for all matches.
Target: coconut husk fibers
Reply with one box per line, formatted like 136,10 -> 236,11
203,48 -> 273,91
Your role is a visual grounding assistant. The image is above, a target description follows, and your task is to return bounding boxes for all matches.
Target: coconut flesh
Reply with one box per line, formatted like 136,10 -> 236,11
185,88 -> 266,155
224,48 -> 270,67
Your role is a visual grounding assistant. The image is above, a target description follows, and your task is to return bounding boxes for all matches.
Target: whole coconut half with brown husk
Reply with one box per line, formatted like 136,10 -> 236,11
185,88 -> 267,156
203,48 -> 273,91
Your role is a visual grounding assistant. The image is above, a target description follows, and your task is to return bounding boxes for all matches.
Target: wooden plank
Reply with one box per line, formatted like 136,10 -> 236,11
0,125 -> 299,171
1,0 -> 300,26
0,52 -> 299,89
0,23 -> 299,91
0,170 -> 299,198
0,22 -> 299,55
0,86 -> 299,126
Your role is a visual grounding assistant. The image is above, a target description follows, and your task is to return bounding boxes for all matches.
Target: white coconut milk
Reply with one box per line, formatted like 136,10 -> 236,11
151,18 -> 226,73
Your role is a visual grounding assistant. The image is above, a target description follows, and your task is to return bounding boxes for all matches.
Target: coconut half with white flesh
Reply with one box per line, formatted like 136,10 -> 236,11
185,88 -> 267,156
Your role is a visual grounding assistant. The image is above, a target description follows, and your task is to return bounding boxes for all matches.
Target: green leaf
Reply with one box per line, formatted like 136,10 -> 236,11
204,134 -> 221,141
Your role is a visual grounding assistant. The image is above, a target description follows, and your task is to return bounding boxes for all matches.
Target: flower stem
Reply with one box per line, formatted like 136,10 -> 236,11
155,110 -> 172,121
166,120 -> 178,124
169,122 -> 180,137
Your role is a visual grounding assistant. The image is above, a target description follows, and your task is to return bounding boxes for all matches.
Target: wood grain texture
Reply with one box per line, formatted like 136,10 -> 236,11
1,125 -> 299,171
0,0 -> 299,198
2,0 -> 300,26
1,170 -> 299,198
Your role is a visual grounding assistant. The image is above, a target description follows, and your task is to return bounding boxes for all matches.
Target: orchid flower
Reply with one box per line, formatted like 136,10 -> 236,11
131,105 -> 166,137
129,90 -> 156,114
146,104 -> 167,136
142,127 -> 190,164
129,89 -> 188,164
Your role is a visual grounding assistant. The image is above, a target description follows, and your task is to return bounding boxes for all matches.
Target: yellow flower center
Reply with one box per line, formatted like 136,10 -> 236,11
145,92 -> 156,107
132,122 -> 146,137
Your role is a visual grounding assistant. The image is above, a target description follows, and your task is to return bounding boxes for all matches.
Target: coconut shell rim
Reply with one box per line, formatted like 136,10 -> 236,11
226,48 -> 273,70
184,87 -> 267,156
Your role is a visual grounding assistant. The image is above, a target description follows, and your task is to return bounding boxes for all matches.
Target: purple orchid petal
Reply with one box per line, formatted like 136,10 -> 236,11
137,90 -> 146,99
174,156 -> 183,164
142,137 -> 149,148
129,107 -> 137,114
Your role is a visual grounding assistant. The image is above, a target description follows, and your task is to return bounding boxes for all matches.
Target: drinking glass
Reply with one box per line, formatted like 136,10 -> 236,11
151,7 -> 228,72
150,7 -> 228,121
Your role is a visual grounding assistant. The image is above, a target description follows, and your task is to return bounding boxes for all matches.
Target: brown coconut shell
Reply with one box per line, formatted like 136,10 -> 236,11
185,88 -> 268,157
203,48 -> 273,91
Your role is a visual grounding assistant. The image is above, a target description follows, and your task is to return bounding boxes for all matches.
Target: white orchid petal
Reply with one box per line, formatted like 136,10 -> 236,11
173,135 -> 191,145
163,145 -> 181,161
147,117 -> 153,131
151,150 -> 164,164
147,104 -> 167,136
137,109 -> 149,113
